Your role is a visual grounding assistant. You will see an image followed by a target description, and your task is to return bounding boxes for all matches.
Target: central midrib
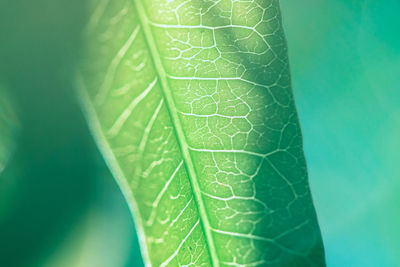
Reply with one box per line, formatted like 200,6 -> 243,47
133,1 -> 220,266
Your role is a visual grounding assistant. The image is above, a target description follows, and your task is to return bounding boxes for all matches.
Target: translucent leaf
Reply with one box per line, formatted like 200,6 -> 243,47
78,0 -> 325,266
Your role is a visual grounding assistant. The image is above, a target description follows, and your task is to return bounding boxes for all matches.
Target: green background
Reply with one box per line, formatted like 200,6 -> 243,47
282,1 -> 400,266
0,0 -> 399,266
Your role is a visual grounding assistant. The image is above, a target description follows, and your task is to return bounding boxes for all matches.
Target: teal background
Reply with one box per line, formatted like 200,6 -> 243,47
282,0 -> 400,266
0,0 -> 399,266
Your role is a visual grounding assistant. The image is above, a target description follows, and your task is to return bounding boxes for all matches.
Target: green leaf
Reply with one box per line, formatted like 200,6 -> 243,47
0,85 -> 18,173
0,83 -> 19,222
78,0 -> 325,266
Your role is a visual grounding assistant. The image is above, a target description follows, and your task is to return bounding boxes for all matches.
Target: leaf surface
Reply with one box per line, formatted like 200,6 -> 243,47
78,0 -> 325,266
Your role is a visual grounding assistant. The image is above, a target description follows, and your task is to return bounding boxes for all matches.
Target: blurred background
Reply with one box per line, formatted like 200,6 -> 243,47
0,0 -> 399,266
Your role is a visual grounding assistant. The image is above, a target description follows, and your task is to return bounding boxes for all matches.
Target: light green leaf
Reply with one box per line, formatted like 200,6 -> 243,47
78,0 -> 325,266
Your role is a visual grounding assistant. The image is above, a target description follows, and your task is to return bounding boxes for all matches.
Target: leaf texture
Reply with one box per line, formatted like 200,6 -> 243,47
78,0 -> 325,266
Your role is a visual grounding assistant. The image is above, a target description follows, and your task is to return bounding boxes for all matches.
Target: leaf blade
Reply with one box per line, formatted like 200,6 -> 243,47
79,0 -> 325,266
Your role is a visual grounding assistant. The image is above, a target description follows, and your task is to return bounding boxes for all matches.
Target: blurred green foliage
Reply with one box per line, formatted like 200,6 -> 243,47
0,0 -> 398,266
0,0 -> 142,266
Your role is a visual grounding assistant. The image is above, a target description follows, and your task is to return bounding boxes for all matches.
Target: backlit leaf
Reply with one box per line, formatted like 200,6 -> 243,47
78,0 -> 325,266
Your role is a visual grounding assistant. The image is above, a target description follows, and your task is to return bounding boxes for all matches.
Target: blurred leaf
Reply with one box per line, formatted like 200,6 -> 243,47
41,165 -> 143,267
0,85 -> 18,173
79,0 -> 324,266
0,1 -> 96,266
0,84 -> 20,222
